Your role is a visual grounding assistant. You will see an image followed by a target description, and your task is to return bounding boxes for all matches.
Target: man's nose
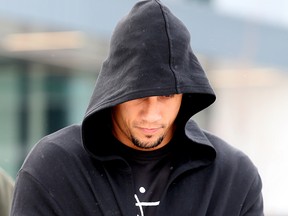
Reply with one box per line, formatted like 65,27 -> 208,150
141,97 -> 162,122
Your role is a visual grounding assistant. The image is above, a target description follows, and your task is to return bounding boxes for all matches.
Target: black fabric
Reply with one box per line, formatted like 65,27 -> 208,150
82,0 -> 216,155
11,0 -> 263,215
11,124 -> 263,216
113,136 -> 173,215
11,125 -> 122,216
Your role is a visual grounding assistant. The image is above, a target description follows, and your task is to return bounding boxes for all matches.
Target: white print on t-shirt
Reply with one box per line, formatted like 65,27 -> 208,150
134,187 -> 160,216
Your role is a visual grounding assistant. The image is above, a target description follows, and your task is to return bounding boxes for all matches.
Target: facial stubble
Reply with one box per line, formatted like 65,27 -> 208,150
131,134 -> 164,150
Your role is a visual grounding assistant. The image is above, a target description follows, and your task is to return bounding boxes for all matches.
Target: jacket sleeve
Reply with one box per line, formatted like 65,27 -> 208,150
10,170 -> 63,216
241,173 -> 264,216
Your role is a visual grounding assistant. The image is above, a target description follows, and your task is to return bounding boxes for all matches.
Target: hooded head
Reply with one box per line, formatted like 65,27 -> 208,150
82,0 -> 216,152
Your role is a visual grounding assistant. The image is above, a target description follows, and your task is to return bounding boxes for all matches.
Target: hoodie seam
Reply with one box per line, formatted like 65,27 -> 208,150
155,0 -> 179,93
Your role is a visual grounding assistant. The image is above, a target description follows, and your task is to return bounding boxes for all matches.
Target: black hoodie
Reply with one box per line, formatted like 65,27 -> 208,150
11,0 -> 264,215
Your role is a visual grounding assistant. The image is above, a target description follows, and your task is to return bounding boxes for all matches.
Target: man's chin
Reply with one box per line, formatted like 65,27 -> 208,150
132,136 -> 164,150
133,140 -> 161,150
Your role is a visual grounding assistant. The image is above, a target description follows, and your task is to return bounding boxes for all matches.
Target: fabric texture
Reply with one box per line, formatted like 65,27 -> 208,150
11,0 -> 263,215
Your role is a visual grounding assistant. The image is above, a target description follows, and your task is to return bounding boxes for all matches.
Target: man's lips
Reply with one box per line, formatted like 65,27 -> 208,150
137,127 -> 161,134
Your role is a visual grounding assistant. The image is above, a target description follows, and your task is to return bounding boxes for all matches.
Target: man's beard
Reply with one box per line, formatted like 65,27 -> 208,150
131,135 -> 164,150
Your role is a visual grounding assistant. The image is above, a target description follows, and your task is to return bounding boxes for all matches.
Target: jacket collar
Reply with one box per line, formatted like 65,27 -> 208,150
83,118 -> 216,164
184,119 -> 215,149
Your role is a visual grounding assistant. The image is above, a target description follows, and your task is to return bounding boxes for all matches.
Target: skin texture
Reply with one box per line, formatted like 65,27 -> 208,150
111,94 -> 183,151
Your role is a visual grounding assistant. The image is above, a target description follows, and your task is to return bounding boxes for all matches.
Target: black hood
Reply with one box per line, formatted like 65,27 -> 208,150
82,0 -> 216,152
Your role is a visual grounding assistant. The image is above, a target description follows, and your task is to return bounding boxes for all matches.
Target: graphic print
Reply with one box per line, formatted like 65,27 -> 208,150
134,187 -> 160,216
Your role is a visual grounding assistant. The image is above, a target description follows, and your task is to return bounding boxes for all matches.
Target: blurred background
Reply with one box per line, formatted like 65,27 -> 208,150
0,0 -> 287,215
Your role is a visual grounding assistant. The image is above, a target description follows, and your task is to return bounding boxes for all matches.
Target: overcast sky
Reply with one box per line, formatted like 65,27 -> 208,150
215,0 -> 288,28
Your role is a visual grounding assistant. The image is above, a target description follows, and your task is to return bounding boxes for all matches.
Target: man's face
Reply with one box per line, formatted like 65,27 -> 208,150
111,94 -> 183,151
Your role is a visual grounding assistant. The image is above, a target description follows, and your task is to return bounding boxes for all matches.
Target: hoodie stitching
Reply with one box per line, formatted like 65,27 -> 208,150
155,0 -> 179,93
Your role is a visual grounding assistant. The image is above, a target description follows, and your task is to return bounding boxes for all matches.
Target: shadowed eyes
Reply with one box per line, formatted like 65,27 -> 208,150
160,94 -> 175,99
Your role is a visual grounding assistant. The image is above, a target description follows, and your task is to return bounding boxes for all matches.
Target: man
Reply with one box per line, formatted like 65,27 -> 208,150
0,167 -> 14,216
11,0 -> 264,215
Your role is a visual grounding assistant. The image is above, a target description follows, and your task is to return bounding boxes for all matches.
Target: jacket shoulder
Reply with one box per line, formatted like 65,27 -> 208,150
20,124 -> 85,175
204,131 -> 263,214
204,130 -> 260,178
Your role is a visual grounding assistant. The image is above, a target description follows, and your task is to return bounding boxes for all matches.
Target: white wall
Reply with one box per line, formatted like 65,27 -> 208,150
208,67 -> 288,215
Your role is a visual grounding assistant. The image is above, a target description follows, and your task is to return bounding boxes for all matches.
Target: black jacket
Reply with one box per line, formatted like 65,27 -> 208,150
11,0 -> 263,215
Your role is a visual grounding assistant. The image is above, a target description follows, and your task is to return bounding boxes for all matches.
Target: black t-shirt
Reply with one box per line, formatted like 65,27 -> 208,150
113,138 -> 174,215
